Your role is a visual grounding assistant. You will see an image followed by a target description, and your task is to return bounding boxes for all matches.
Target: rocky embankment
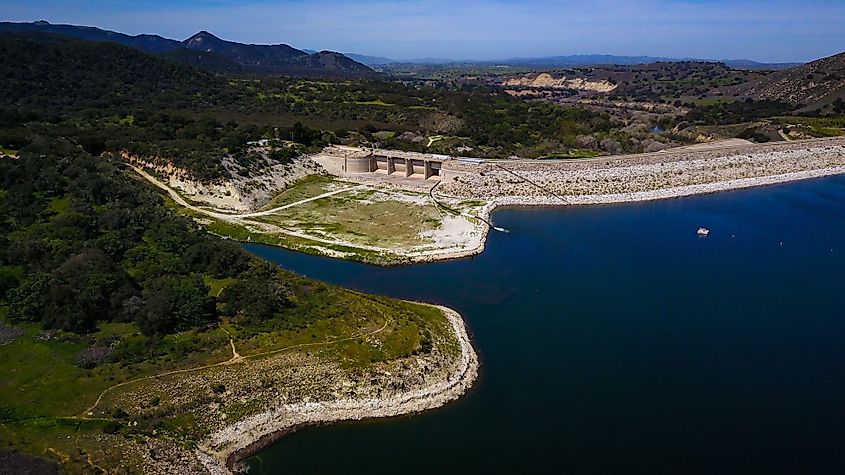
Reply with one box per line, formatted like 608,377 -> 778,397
501,73 -> 617,92
194,305 -> 477,474
441,137 -> 845,201
99,304 -> 478,474
126,154 -> 324,212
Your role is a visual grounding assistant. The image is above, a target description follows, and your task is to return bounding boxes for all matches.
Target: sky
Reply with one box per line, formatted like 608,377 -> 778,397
2,0 -> 844,62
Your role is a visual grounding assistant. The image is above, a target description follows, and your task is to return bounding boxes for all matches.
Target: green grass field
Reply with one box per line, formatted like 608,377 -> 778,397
255,187 -> 444,248
162,174 -> 486,264
260,175 -> 341,210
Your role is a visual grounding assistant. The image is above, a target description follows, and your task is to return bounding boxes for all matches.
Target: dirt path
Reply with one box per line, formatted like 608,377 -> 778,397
131,165 -> 486,262
132,165 -> 361,219
82,315 -> 390,417
232,185 -> 366,218
220,326 -> 242,364
131,166 -> 396,252
131,166 -> 230,219
197,304 -> 478,475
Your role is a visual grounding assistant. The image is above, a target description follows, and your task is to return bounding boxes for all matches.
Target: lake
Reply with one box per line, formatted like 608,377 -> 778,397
244,175 -> 845,474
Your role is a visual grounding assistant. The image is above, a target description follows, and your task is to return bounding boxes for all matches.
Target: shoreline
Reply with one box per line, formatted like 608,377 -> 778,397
195,304 -> 479,475
407,165 -> 845,264
237,165 -> 845,265
135,145 -> 845,267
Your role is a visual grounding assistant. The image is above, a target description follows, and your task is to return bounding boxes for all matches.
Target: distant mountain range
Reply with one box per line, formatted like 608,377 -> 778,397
0,21 -> 805,74
364,54 -> 801,69
0,21 -> 374,77
491,54 -> 801,69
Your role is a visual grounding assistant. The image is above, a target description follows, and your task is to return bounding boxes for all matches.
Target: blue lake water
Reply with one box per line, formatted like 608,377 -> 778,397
244,175 -> 845,474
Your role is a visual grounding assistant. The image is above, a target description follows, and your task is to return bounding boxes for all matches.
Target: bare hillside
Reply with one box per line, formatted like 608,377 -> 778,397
734,51 -> 845,110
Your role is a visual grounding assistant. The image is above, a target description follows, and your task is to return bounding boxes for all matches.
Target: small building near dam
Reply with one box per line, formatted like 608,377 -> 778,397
318,146 -> 478,182
339,148 -> 450,179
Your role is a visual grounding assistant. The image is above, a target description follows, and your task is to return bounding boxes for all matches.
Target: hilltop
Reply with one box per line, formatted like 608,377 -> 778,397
183,30 -> 304,64
182,31 -> 373,76
0,19 -> 182,51
0,21 -> 374,77
733,51 -> 845,113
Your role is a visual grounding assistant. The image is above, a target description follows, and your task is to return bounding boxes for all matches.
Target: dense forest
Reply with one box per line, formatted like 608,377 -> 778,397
4,32 -> 805,343
0,33 -> 619,181
0,30 -> 479,367
0,136 -> 292,339
0,32 -> 460,471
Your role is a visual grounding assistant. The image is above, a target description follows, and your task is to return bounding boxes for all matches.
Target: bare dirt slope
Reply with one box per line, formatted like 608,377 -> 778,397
128,154 -> 325,212
732,51 -> 845,109
501,73 -> 618,92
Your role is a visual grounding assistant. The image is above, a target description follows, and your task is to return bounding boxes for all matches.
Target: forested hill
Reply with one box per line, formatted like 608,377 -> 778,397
183,30 -> 305,64
0,33 -> 228,114
0,33 -> 249,180
0,24 -> 448,473
0,19 -> 182,52
0,21 -> 375,77
0,139 -> 268,335
0,31 -> 618,181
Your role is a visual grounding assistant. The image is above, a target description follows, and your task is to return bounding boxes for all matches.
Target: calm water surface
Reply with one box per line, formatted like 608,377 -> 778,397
244,175 -> 845,474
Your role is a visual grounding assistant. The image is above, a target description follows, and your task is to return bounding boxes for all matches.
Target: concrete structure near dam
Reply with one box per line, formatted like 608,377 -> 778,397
340,148 -> 448,179
313,146 -> 479,185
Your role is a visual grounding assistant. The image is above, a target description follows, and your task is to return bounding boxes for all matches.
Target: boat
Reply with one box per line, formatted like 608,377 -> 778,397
697,227 -> 710,236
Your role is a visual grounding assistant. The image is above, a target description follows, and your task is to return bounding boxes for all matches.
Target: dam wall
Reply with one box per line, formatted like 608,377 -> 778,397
340,149 -> 447,179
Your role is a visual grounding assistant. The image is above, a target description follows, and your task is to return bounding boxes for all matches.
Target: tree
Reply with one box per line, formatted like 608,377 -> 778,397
219,264 -> 289,322
41,249 -> 133,333
182,240 -> 249,278
0,265 -> 22,301
832,98 -> 845,115
140,275 -> 217,335
7,272 -> 50,323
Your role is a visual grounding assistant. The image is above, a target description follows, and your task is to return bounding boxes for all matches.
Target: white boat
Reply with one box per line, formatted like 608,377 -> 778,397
697,227 -> 710,236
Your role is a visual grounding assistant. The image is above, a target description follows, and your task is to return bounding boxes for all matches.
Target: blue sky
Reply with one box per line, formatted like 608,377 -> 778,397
2,0 -> 844,62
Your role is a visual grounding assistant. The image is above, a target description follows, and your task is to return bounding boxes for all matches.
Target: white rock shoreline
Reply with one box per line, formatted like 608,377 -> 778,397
189,166 -> 845,475
195,305 -> 479,475
178,146 -> 845,474
408,164 -> 845,264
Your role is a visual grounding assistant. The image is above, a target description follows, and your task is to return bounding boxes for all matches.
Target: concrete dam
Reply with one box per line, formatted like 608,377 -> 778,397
343,150 -> 449,179
313,146 -> 479,184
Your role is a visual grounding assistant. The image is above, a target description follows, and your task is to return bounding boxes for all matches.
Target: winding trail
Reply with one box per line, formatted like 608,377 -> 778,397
236,185 -> 366,218
196,304 -> 478,475
220,326 -> 243,364
82,314 -> 390,417
130,165 -> 488,262
130,165 -> 396,253
131,165 -> 365,220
